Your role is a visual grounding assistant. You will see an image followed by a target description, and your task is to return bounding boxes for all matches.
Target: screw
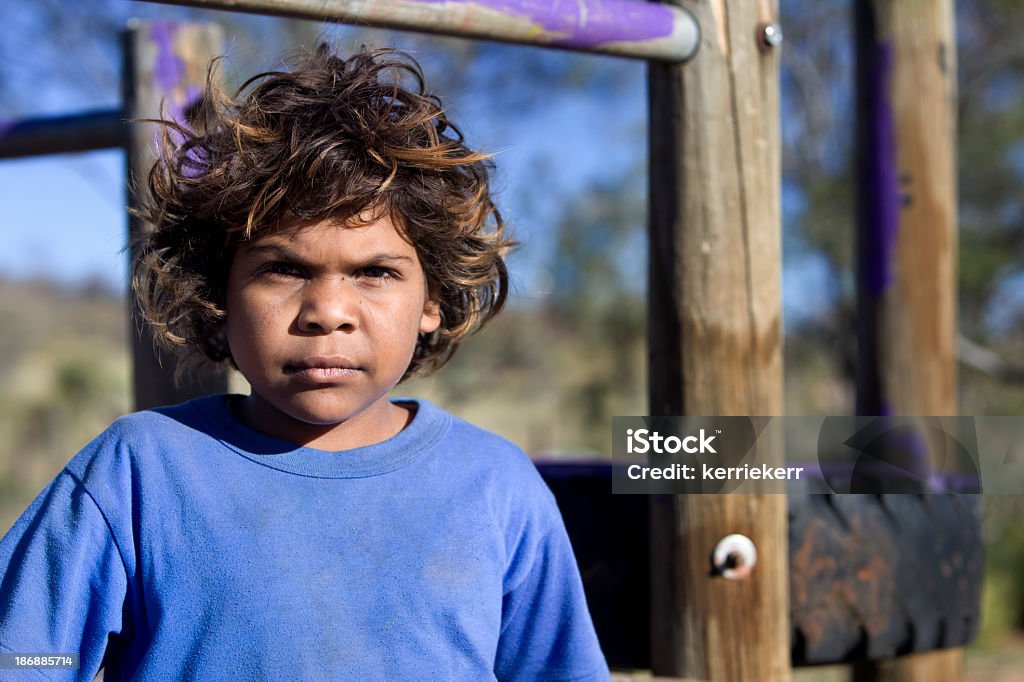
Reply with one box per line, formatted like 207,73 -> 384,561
759,23 -> 783,52
713,534 -> 757,580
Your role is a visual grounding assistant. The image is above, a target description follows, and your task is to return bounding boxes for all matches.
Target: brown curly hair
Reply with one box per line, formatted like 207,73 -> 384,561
132,45 -> 513,381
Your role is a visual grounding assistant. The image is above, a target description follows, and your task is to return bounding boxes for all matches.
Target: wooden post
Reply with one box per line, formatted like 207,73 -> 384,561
647,1 -> 787,680
137,0 -> 701,63
853,0 -> 960,680
123,21 -> 228,410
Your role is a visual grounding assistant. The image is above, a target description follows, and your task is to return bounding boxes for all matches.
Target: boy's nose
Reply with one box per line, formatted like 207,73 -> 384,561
296,278 -> 359,333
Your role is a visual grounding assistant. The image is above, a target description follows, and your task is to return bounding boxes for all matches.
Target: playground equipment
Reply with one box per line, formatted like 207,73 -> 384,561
0,1 -> 980,680
140,0 -> 703,62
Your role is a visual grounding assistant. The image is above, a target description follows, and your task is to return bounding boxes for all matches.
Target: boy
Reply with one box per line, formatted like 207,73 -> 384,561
0,46 -> 610,680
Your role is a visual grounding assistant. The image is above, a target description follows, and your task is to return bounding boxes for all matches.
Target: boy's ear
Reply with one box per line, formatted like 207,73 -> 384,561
419,295 -> 442,334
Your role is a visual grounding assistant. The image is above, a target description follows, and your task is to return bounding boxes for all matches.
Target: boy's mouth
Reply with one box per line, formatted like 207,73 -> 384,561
284,356 -> 363,382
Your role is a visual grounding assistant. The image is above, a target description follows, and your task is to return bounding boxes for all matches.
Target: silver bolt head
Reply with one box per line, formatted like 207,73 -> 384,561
762,23 -> 784,48
713,533 -> 757,580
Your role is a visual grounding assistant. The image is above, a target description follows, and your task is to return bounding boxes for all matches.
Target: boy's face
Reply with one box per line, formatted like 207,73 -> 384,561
224,213 -> 441,449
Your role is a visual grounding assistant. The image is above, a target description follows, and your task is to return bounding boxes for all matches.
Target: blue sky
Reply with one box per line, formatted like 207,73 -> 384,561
0,151 -> 126,288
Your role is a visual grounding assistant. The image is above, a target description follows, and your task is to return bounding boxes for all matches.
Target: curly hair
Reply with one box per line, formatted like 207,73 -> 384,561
132,45 -> 513,381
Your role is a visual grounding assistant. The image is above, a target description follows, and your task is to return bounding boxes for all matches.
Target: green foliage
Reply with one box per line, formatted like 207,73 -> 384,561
979,495 -> 1024,645
0,281 -> 130,532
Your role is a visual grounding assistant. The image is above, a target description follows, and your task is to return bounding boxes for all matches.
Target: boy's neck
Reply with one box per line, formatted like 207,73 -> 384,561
233,394 -> 414,451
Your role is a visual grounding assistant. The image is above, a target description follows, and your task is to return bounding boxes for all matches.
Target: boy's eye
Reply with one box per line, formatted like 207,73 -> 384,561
361,266 -> 397,280
259,262 -> 303,278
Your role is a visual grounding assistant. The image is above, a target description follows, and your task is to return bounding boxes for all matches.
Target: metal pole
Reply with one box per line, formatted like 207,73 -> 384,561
0,111 -> 124,159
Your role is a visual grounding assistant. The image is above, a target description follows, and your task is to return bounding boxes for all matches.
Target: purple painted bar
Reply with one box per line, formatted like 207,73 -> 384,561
864,42 -> 899,296
417,0 -> 676,48
854,6 -> 897,416
136,0 -> 699,62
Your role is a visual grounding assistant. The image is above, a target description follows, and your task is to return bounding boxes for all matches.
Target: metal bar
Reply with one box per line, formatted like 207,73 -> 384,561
0,110 -> 124,160
136,0 -> 700,62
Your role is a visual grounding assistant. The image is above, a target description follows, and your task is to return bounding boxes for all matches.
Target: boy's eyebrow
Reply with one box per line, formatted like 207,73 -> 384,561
361,253 -> 415,265
243,243 -> 415,265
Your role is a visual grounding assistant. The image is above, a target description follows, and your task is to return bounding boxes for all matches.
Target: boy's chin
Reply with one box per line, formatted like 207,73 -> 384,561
252,386 -> 403,438
275,392 -> 391,426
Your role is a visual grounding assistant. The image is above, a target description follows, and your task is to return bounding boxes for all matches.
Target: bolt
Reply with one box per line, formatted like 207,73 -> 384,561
713,534 -> 757,580
759,23 -> 783,52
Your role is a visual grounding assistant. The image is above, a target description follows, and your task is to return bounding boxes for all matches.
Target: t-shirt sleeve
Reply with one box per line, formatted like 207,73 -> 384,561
494,493 -> 610,682
0,469 -> 130,680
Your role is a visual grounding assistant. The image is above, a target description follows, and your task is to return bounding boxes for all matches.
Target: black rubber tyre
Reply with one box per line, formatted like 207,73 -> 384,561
538,464 -> 985,669
788,493 -> 984,665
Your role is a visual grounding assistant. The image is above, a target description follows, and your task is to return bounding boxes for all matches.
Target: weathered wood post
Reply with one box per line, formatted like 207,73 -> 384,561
123,21 -> 228,410
647,1 -> 787,680
854,0 -> 961,680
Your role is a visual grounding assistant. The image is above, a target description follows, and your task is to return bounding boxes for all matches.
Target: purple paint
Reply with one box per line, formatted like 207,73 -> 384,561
149,23 -> 207,174
150,22 -> 206,123
887,426 -> 931,466
863,42 -> 899,296
416,0 -> 676,48
151,23 -> 186,97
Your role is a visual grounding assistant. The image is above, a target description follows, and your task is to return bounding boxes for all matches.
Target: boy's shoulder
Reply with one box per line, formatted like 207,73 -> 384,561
105,397 -> 205,436
422,403 -> 561,522
440,408 -> 524,455
86,394 -> 214,446
61,395 -> 223,480
426,404 -> 543,476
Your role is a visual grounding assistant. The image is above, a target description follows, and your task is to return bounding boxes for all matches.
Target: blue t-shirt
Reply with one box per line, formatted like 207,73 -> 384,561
0,395 -> 609,681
